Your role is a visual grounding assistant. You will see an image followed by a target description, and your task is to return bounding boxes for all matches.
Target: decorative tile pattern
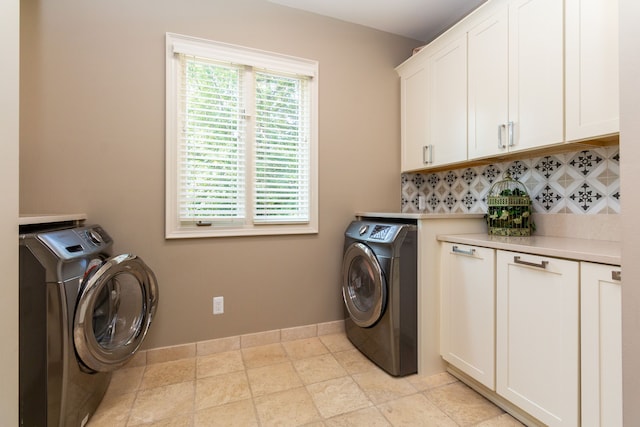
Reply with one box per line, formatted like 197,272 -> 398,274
401,146 -> 620,215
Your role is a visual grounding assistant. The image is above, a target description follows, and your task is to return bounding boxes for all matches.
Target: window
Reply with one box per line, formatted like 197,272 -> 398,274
165,33 -> 318,238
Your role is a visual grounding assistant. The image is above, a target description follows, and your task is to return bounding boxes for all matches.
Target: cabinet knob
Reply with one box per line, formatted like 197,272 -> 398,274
612,270 -> 621,281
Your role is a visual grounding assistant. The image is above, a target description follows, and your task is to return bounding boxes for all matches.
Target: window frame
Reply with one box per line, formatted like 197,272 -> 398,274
165,33 -> 318,238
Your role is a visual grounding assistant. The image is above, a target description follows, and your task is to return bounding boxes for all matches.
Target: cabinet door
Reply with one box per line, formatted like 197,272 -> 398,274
580,262 -> 622,427
427,35 -> 468,167
508,0 -> 564,152
399,58 -> 430,172
440,243 -> 495,389
565,0 -> 619,141
496,250 -> 579,427
468,8 -> 509,159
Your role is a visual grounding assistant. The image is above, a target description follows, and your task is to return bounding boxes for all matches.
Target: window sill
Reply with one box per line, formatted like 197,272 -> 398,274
165,223 -> 318,239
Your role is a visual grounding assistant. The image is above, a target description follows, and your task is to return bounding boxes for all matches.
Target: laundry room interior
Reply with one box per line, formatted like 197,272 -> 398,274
4,0 -> 640,426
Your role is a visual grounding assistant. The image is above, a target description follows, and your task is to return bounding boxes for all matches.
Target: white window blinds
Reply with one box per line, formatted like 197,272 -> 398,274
254,71 -> 311,223
178,56 -> 246,221
176,55 -> 311,224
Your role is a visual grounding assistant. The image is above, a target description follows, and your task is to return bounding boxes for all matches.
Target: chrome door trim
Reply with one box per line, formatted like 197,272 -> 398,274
74,253 -> 159,372
341,242 -> 386,327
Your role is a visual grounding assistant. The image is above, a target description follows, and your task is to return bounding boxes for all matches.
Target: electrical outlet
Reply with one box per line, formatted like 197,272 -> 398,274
418,195 -> 426,211
213,296 -> 224,314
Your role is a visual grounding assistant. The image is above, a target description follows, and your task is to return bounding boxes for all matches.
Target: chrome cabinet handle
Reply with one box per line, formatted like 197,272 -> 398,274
498,124 -> 506,149
612,270 -> 622,281
452,245 -> 475,256
513,256 -> 548,269
508,121 -> 514,147
423,145 -> 433,164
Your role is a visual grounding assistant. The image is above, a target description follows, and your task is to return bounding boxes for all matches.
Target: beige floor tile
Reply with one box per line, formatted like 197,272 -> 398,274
106,366 -> 145,396
194,399 -> 258,427
282,337 -> 329,359
333,349 -> 378,375
293,353 -> 348,385
254,387 -> 322,426
139,358 -> 196,390
319,334 -> 355,353
306,376 -> 372,419
406,371 -> 459,392
352,369 -> 417,405
195,371 -> 252,410
425,382 -> 504,427
475,413 -> 526,427
325,407 -> 391,427
128,381 -> 195,426
131,414 -> 193,426
246,361 -> 303,397
87,391 -> 136,427
241,343 -> 289,369
377,393 -> 457,427
197,350 -> 244,378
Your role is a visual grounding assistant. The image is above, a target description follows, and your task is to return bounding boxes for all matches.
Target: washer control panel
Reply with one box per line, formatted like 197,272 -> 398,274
37,225 -> 113,260
345,220 -> 413,244
370,225 -> 393,241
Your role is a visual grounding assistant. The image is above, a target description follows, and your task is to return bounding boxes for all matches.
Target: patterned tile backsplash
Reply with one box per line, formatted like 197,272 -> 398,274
401,146 -> 620,215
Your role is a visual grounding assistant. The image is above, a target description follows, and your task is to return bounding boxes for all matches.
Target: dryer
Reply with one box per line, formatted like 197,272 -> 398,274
341,219 -> 417,377
19,224 -> 159,427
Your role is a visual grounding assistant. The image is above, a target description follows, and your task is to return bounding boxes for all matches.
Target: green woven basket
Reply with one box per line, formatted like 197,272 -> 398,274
486,172 -> 533,236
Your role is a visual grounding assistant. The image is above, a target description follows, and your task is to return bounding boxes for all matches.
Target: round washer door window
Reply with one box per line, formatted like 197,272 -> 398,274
341,242 -> 386,327
74,253 -> 159,372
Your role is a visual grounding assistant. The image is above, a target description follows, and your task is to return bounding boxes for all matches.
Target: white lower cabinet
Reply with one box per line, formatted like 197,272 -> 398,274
440,243 -> 495,389
496,250 -> 579,427
580,262 -> 623,427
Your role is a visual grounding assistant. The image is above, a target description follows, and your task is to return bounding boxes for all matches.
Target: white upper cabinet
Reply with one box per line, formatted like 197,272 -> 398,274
565,0 -> 619,141
398,0 -> 619,172
398,55 -> 430,172
468,0 -> 564,159
468,8 -> 509,159
397,33 -> 467,172
425,34 -> 468,168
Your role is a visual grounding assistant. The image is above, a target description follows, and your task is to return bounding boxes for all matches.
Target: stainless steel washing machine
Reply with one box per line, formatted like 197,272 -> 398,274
342,219 -> 417,377
19,224 -> 159,427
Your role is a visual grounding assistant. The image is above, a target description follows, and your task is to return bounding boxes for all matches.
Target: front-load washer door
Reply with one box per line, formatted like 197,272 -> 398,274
342,242 -> 386,327
74,254 -> 159,372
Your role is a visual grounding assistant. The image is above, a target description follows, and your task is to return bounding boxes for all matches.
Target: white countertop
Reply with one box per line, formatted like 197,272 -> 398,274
438,233 -> 621,266
356,212 -> 485,220
19,213 -> 87,225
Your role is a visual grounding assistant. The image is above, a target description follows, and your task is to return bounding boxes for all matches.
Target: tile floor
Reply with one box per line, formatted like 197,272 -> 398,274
87,333 -> 524,427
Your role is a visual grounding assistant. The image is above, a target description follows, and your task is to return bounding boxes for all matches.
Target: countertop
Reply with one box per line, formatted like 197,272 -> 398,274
438,233 -> 621,266
356,212 -> 485,220
19,213 -> 87,225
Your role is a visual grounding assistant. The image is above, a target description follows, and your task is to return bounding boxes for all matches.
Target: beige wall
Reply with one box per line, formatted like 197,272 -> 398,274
619,0 -> 640,423
19,0 -> 419,348
1,0 -> 20,424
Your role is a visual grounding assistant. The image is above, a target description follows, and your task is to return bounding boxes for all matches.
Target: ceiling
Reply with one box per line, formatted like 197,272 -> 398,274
267,0 -> 487,43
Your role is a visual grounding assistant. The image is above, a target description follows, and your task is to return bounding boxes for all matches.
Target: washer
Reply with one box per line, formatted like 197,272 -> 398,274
19,224 -> 159,427
341,219 -> 418,377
